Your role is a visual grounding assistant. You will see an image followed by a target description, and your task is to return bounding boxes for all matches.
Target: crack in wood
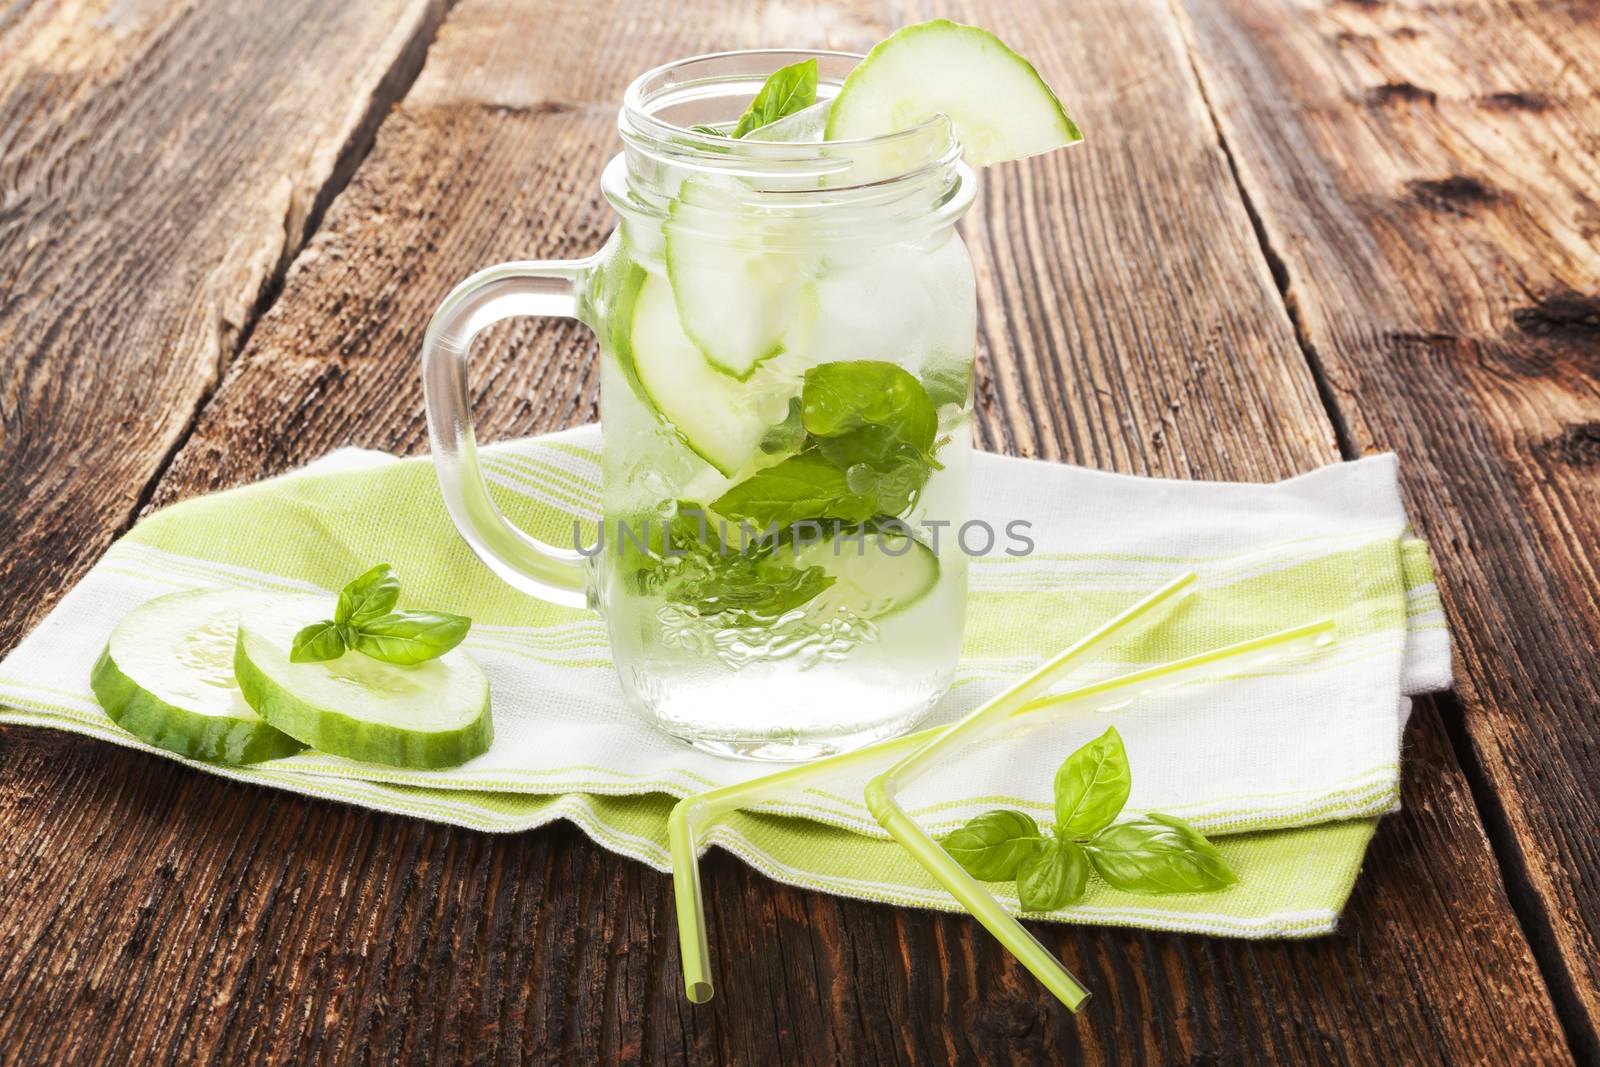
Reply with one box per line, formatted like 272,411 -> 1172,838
1164,0 -> 1358,461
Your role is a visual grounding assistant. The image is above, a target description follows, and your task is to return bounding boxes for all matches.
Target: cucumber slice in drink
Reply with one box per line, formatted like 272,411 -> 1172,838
625,271 -> 772,477
600,260 -> 650,402
826,20 -> 1081,166
234,595 -> 492,769
791,524 -> 940,620
90,590 -> 304,764
663,181 -> 813,379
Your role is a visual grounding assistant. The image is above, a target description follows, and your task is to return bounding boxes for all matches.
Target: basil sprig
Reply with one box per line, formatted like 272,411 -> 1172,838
290,564 -> 471,666
632,504 -> 836,627
941,727 -> 1237,910
712,360 -> 942,528
627,360 -> 951,623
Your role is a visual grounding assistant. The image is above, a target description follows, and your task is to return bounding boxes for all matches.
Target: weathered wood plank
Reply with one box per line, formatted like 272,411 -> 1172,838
0,0 -> 1576,1062
0,0 -> 450,655
1174,0 -> 1600,1054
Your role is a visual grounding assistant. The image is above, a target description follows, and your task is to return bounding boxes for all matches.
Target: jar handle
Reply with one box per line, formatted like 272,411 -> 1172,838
422,258 -> 597,608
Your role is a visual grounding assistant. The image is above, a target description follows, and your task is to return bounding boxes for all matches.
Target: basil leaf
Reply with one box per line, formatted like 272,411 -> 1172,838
680,554 -> 834,625
290,619 -> 347,663
351,610 -> 472,665
623,501 -> 834,622
815,425 -> 926,471
826,447 -> 930,518
759,397 -> 807,456
1016,840 -> 1090,912
921,365 -> 972,409
1053,727 -> 1133,838
941,810 -> 1045,880
1086,814 -> 1238,894
730,58 -> 818,138
801,360 -> 938,458
689,124 -> 726,137
711,450 -> 873,527
336,563 -> 401,627
712,361 -> 945,530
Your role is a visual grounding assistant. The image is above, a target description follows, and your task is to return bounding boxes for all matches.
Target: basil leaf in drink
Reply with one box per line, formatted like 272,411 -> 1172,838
834,447 -> 930,517
759,397 -> 808,456
1086,814 -> 1238,894
712,361 -> 946,530
1053,727 -> 1133,839
290,619 -> 347,663
626,502 -> 836,623
941,810 -> 1045,880
336,563 -> 401,627
682,554 -> 834,624
921,364 -> 972,410
1016,840 -> 1090,911
795,360 -> 944,517
351,610 -> 472,666
711,450 -> 873,527
816,424 -> 917,469
801,360 -> 938,459
730,58 -> 819,139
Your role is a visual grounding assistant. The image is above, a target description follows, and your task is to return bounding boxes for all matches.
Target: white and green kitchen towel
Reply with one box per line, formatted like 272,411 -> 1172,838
0,425 -> 1451,938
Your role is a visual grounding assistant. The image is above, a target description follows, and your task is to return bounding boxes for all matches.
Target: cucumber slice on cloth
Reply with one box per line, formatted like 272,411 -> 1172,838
234,595 -> 492,769
90,590 -> 304,764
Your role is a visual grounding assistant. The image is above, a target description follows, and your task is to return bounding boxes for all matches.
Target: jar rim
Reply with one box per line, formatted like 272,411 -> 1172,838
617,48 -> 964,194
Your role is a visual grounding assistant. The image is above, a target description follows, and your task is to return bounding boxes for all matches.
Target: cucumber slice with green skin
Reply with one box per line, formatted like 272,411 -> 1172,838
790,524 -> 940,620
90,590 -> 305,764
600,259 -> 650,402
826,19 -> 1082,166
234,595 -> 492,769
625,272 -> 773,477
663,182 -> 814,380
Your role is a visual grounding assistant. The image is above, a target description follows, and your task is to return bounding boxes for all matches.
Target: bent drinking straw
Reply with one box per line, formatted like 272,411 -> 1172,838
864,615 -> 1336,1012
668,571 -> 1199,1005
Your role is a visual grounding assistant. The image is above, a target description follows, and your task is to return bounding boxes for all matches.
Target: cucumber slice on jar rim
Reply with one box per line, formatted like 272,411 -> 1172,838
90,589 -> 304,765
234,594 -> 492,770
826,19 -> 1082,166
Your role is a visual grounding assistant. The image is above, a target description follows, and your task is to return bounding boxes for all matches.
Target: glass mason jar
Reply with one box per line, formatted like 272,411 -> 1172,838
424,51 -> 978,759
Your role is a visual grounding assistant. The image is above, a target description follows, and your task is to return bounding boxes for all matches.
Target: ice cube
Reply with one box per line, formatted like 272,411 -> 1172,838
744,100 -> 833,143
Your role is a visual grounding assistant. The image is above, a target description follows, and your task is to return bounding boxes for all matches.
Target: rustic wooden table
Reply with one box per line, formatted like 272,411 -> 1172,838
2,0 -> 1596,1062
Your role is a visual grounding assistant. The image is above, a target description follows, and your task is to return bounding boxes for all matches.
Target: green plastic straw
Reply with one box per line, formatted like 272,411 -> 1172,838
668,571 -> 1199,1004
864,614 -> 1336,1012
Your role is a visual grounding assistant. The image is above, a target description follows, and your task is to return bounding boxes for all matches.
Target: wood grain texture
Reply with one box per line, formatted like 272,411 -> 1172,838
1173,0 -> 1600,1054
0,0 -> 1581,1062
0,0 -> 450,653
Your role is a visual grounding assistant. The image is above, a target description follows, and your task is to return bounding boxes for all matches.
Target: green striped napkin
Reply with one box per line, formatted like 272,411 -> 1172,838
0,426 -> 1450,938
